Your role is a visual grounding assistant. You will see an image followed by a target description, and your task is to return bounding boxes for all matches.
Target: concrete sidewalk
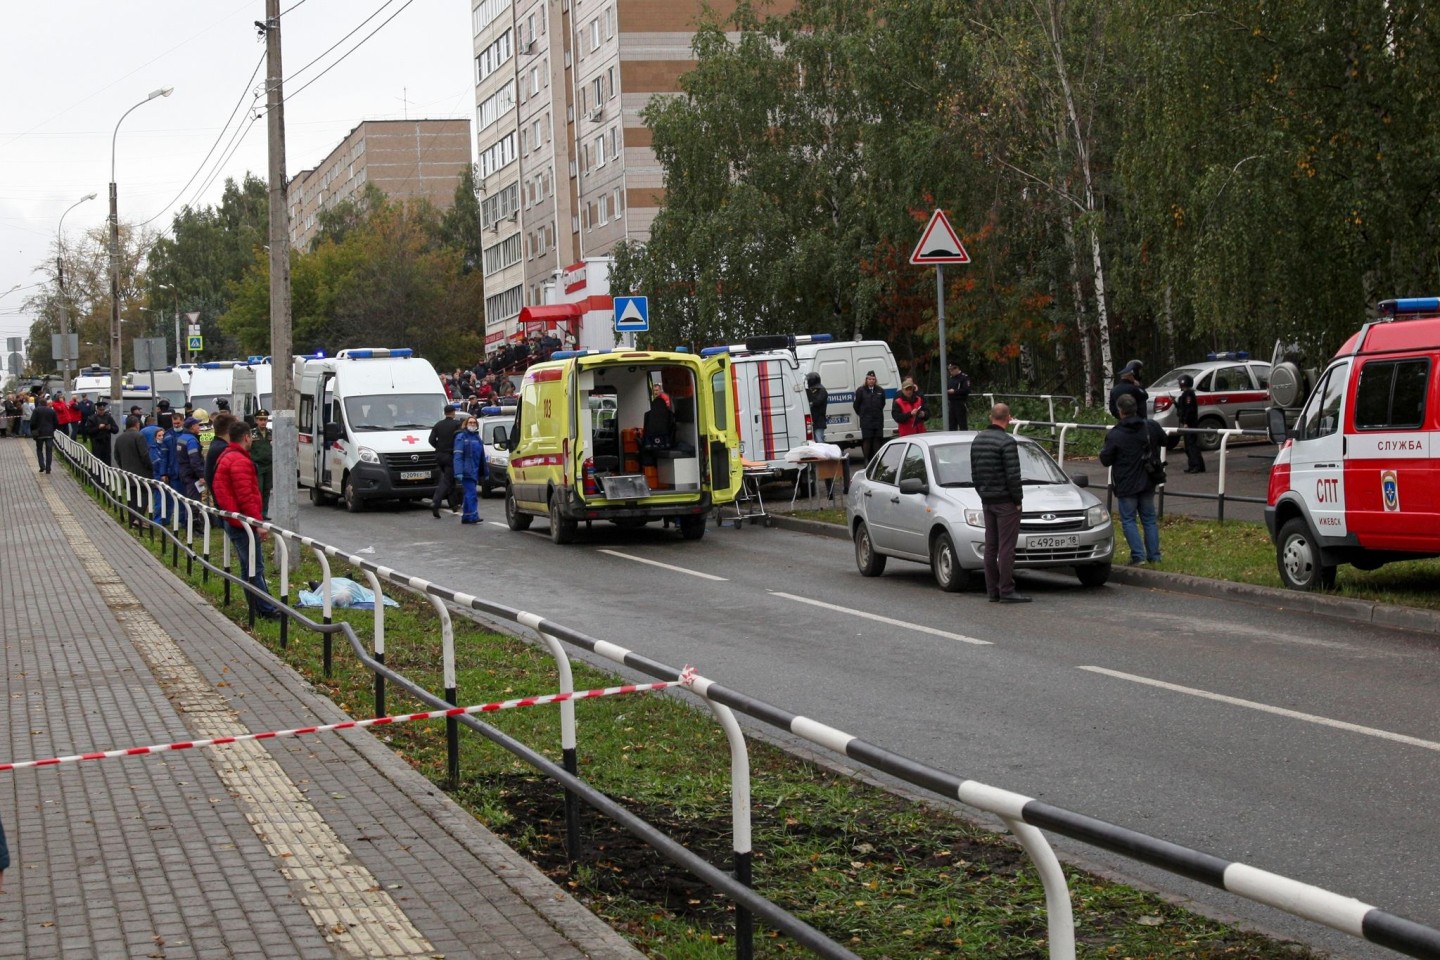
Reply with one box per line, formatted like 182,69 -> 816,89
0,438 -> 643,960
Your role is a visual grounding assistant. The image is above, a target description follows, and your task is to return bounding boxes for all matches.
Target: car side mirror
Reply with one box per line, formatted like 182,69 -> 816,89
1068,473 -> 1090,488
322,422 -> 343,444
491,426 -> 508,449
898,477 -> 928,496
1266,406 -> 1290,443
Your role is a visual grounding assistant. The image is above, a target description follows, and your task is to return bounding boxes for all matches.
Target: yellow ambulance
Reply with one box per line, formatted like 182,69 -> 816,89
504,349 -> 743,542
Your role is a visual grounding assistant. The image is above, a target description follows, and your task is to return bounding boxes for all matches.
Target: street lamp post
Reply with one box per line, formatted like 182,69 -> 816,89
109,86 -> 173,407
57,192 -> 97,390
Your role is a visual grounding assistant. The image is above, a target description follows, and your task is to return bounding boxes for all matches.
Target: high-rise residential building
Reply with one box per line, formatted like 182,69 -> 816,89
286,119 -> 472,252
472,0 -> 795,348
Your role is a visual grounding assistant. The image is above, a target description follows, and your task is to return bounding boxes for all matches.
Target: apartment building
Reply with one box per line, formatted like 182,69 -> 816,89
472,0 -> 795,347
286,119 -> 472,251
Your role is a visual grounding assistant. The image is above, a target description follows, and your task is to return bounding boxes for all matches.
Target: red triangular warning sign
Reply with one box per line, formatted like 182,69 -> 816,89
909,209 -> 971,265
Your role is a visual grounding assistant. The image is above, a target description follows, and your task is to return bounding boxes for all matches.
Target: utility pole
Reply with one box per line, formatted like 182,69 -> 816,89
262,0 -> 298,531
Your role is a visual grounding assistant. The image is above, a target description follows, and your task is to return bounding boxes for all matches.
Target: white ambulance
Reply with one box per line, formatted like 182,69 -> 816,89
1265,297 -> 1440,590
295,348 -> 449,511
699,335 -> 813,474
791,336 -> 902,449
185,361 -> 241,412
232,360 -> 273,419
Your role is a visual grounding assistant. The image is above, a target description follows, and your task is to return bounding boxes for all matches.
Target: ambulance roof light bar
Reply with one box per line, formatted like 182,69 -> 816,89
336,347 -> 414,359
700,332 -> 835,358
1378,297 -> 1440,320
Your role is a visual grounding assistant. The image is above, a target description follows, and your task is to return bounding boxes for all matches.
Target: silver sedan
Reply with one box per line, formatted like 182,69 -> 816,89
846,433 -> 1114,590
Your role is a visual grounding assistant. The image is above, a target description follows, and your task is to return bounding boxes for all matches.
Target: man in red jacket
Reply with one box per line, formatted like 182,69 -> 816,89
212,420 -> 280,620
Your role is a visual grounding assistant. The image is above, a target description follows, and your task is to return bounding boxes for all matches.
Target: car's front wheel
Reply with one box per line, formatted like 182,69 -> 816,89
1277,517 -> 1336,591
854,522 -> 886,577
930,531 -> 969,592
1076,562 -> 1111,588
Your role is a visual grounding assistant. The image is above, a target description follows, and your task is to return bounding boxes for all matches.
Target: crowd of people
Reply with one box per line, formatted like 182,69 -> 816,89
438,332 -> 570,404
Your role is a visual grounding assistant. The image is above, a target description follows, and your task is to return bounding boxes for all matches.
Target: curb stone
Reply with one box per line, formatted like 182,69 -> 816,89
771,513 -> 1440,636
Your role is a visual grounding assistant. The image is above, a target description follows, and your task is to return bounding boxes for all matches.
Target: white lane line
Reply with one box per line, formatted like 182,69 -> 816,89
771,592 -> 992,646
1079,666 -> 1440,752
597,548 -> 729,581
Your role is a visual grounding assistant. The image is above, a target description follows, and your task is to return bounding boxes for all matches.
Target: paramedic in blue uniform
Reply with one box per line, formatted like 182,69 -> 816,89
453,414 -> 488,525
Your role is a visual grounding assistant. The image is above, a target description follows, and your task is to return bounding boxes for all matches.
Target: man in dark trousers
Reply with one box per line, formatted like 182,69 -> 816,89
86,400 -> 119,465
1108,359 -> 1148,419
852,370 -> 888,464
251,411 -> 274,518
1100,392 -> 1180,565
1176,374 -> 1204,473
114,415 -> 153,526
946,361 -> 971,431
428,404 -> 463,518
805,372 -> 828,444
969,402 -> 1029,603
29,397 -> 58,473
212,420 -> 281,620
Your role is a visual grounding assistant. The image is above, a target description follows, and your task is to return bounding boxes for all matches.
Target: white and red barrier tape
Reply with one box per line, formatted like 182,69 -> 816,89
1,669 -> 697,773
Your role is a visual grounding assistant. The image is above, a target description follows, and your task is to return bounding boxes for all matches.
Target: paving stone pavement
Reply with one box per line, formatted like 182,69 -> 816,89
0,438 -> 645,960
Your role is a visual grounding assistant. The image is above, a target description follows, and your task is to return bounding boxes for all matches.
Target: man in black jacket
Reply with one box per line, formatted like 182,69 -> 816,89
969,403 -> 1029,603
946,362 -> 971,431
1099,393 -> 1179,565
1108,359 -> 1148,419
29,398 -> 58,473
851,370 -> 888,464
114,415 -> 153,526
86,400 -> 119,465
428,405 -> 463,517
805,372 -> 828,444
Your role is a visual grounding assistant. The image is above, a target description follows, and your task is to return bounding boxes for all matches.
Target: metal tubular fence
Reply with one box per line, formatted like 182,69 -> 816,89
1009,418 -> 1271,522
53,434 -> 1440,960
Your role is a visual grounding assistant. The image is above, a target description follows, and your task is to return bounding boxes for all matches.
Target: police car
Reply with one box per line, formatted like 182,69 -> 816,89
475,406 -> 515,497
1148,352 -> 1272,450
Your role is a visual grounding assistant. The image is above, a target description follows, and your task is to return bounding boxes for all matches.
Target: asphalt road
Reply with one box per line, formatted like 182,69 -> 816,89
289,486 -> 1439,960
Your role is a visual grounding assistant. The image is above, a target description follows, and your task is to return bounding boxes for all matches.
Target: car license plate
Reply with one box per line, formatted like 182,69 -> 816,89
1028,534 -> 1078,548
400,470 -> 430,481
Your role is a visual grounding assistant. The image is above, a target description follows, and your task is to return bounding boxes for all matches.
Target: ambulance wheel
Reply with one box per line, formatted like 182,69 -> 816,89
1197,415 -> 1226,452
1277,518 -> 1336,591
505,487 -> 532,531
549,497 -> 576,544
343,475 -> 365,512
930,531 -> 969,592
679,515 -> 706,540
854,522 -> 886,577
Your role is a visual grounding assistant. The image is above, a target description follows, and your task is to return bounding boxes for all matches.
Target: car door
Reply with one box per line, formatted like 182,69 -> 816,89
699,353 -> 742,502
1232,363 -> 1273,430
1345,356 -> 1433,549
1288,360 -> 1350,539
859,441 -> 907,551
891,442 -> 933,559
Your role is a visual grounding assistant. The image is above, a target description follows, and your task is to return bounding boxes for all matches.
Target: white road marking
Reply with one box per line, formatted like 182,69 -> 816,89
1079,666 -> 1440,752
597,549 -> 729,581
771,592 -> 992,645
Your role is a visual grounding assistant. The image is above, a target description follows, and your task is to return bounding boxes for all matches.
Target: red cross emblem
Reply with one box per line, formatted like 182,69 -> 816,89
401,435 -> 420,444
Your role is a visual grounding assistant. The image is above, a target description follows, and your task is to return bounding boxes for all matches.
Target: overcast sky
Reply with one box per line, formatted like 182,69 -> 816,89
0,0 -> 474,347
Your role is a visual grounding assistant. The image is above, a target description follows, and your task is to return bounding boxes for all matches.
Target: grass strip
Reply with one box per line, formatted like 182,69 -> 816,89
109,505 -> 1327,960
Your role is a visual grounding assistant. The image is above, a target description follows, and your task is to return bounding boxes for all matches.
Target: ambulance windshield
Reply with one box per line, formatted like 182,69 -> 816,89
343,393 -> 443,431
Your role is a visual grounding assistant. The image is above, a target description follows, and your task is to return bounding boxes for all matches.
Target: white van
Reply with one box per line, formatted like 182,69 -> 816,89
185,361 -> 241,412
232,361 -> 273,419
122,371 -> 186,413
296,348 -> 448,511
700,337 -> 812,474
72,366 -> 111,399
792,336 -> 902,448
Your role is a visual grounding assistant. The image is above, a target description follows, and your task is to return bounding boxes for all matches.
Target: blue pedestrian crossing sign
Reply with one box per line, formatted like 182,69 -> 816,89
614,296 -> 649,332
187,335 -> 204,351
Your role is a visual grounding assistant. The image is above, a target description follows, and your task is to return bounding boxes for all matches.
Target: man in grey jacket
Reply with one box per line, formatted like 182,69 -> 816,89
969,402 -> 1029,603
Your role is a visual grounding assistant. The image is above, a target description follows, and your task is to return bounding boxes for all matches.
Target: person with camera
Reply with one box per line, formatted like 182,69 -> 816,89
1100,393 -> 1179,565
892,378 -> 929,437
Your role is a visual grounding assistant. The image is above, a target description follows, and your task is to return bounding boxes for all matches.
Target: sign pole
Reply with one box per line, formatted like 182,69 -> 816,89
935,264 -> 946,425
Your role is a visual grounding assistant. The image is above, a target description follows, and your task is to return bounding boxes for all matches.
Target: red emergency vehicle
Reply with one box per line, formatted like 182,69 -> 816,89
1265,297 -> 1440,589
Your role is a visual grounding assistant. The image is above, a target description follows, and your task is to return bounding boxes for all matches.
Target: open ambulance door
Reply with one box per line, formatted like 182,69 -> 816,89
700,354 -> 742,503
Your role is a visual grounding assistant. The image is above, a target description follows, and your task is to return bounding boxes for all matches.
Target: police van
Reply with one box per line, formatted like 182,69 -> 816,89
1265,297 -> 1440,589
296,348 -> 449,511
791,336 -> 902,449
699,335 -> 813,475
232,359 -> 273,419
505,348 -> 742,542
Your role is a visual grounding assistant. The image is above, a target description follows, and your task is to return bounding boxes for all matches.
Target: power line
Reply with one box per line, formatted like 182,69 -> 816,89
286,0 -> 405,83
139,50 -> 267,228
284,0 -> 420,105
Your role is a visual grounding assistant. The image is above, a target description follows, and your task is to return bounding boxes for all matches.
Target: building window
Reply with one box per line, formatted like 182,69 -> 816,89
592,76 -> 603,107
607,65 -> 617,99
610,126 -> 619,158
595,135 -> 606,167
613,188 -> 623,214
485,284 -> 524,323
531,67 -> 540,96
606,5 -> 615,38
598,194 -> 609,225
479,133 -> 517,178
482,234 -> 522,276
473,0 -> 509,35
590,18 -> 600,51
477,30 -> 513,83
481,182 -> 520,228
477,81 -> 516,132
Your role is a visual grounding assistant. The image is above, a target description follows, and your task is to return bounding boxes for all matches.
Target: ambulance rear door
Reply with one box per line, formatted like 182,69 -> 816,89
1289,360 -> 1350,539
700,353 -> 742,503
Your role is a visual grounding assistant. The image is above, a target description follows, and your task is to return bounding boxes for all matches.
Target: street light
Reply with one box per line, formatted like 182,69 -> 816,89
109,85 -> 174,407
157,282 -> 180,365
57,192 -> 97,388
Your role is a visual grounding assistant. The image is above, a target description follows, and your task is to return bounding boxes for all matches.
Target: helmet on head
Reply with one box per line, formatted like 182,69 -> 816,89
1178,374 -> 1194,390
806,372 -> 820,385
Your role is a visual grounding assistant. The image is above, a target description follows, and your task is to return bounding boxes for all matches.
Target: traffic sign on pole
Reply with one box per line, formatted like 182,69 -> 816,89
909,209 -> 971,265
614,296 -> 649,333
187,335 -> 204,352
